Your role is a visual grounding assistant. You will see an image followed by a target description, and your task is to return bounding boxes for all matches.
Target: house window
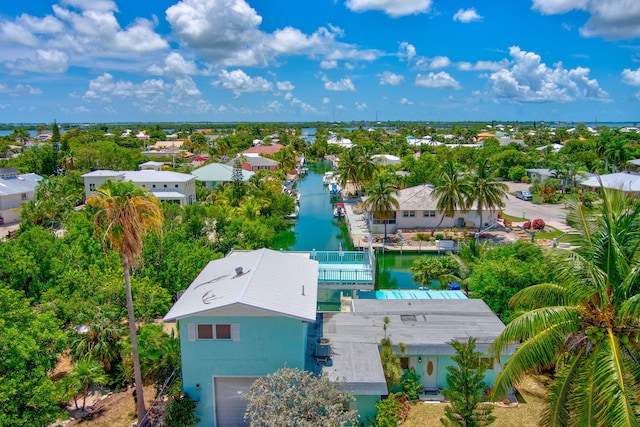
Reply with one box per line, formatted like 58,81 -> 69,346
399,357 -> 409,369
141,185 -> 146,188
403,210 -> 416,217
423,210 -> 436,217
175,184 -> 179,188
197,324 -> 213,339
478,357 -> 495,370
152,184 -> 156,188
164,184 -> 168,188
89,183 -> 96,191
216,324 -> 232,340
21,193 -> 28,201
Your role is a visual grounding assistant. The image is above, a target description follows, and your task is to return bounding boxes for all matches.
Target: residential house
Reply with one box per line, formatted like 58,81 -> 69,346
139,161 -> 165,171
163,248 -> 514,426
321,298 -> 514,422
371,154 -> 401,166
226,154 -> 279,172
365,184 -> 499,234
525,168 -> 553,183
163,249 -> 319,427
191,163 -> 255,189
242,143 -> 283,156
0,168 -> 42,224
580,172 -> 640,193
81,169 -> 196,205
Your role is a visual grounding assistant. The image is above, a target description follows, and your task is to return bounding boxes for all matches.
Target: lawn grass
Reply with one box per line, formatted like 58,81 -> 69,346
403,375 -> 548,427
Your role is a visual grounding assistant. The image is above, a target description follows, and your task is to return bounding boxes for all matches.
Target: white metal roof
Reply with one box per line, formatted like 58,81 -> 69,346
163,248 -> 319,322
581,172 -> 640,192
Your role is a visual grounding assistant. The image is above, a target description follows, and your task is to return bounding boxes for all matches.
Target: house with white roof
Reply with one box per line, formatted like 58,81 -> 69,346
163,248 -> 514,426
365,184 -> 500,234
163,249 -> 319,427
191,163 -> 255,189
0,168 -> 42,224
580,172 -> 640,193
81,169 -> 196,205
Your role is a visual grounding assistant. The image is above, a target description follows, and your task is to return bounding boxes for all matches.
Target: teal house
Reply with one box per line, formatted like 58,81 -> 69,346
163,249 -> 319,426
190,162 -> 254,189
164,249 -> 514,426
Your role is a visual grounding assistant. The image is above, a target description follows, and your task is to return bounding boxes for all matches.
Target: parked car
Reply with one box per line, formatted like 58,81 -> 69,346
514,190 -> 533,201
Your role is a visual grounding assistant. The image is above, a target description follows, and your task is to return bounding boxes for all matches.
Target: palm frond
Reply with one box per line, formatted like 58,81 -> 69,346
508,283 -> 570,309
491,321 -> 572,399
490,306 -> 579,358
568,363 -> 598,427
539,352 -> 583,427
591,329 -> 640,427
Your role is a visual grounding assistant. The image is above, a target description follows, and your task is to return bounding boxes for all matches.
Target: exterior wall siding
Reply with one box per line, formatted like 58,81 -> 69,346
179,315 -> 308,426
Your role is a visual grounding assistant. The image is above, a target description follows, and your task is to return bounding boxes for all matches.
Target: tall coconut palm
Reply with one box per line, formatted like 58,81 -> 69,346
491,188 -> 640,427
469,159 -> 507,229
87,180 -> 163,427
431,160 -> 472,236
362,173 -> 400,238
337,148 -> 363,195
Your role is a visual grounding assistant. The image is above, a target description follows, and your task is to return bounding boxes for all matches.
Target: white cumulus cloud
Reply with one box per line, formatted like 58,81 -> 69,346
321,74 -> 356,91
399,42 -> 417,62
345,0 -> 433,18
415,72 -> 461,89
622,68 -> 640,99
453,8 -> 483,23
147,52 -> 198,76
487,46 -> 609,102
214,69 -> 273,97
378,71 -> 404,86
532,0 -> 640,40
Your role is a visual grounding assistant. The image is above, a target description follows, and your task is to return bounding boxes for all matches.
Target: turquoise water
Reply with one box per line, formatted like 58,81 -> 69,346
274,161 -> 352,252
274,162 -> 430,289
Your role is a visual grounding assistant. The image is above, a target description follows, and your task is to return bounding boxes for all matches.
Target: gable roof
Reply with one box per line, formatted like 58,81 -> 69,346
580,172 -> 640,192
163,248 -> 319,322
242,143 -> 283,155
191,162 -> 254,183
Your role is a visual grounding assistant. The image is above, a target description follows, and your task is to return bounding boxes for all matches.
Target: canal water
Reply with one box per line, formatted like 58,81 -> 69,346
275,161 -> 424,289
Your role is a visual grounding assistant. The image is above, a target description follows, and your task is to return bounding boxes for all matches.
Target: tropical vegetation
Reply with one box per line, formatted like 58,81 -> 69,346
491,188 -> 640,426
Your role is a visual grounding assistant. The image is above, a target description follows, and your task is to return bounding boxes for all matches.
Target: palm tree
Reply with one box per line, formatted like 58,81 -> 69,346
362,173 -> 400,238
337,148 -> 363,195
87,180 -> 163,427
468,159 -> 507,229
65,359 -> 108,411
70,314 -> 125,373
490,188 -> 640,427
431,160 -> 472,236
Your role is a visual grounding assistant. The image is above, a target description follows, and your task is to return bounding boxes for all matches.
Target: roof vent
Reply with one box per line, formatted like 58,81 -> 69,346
235,266 -> 243,275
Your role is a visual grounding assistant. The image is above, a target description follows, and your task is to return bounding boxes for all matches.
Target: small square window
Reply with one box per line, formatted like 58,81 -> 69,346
197,324 -> 213,339
89,183 -> 96,191
216,324 -> 232,340
21,193 -> 28,201
152,184 -> 156,188
175,184 -> 179,188
400,357 -> 409,369
164,184 -> 168,188
478,357 -> 494,370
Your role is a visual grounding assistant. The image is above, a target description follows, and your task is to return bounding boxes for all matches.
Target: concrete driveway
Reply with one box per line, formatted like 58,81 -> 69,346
502,182 -> 573,232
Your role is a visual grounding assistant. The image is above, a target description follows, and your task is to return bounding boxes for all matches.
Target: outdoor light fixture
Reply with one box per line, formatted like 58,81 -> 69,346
418,356 -> 422,363
196,383 -> 201,393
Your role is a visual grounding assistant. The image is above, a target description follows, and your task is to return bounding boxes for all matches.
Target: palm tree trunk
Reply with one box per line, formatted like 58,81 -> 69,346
124,255 -> 148,427
431,213 -> 447,237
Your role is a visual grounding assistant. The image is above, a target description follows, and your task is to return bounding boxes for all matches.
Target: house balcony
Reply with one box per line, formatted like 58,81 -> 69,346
309,250 -> 375,290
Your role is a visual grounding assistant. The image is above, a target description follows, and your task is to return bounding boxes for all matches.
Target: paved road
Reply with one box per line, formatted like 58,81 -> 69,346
502,182 -> 572,231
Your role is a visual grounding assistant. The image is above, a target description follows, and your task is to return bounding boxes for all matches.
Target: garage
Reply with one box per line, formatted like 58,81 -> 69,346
214,377 -> 259,427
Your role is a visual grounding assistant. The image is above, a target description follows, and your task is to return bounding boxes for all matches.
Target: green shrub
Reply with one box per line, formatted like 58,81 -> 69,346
374,392 -> 408,427
400,369 -> 423,400
435,234 -> 445,240
164,393 -> 199,427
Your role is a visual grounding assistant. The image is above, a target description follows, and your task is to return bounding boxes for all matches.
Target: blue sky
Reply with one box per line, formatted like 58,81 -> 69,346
1,0 -> 640,124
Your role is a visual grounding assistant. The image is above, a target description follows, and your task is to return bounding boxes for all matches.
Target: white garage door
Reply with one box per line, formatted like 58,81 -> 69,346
214,377 -> 258,427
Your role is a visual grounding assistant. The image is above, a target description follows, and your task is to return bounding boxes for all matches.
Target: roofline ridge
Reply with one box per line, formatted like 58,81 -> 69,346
236,248 -> 266,299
